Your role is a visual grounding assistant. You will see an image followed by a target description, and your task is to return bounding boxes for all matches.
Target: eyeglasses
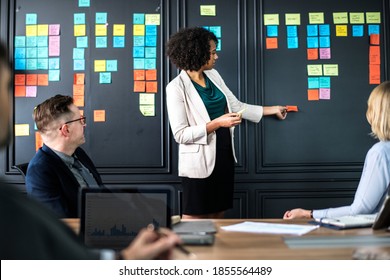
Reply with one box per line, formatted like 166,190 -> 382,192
59,116 -> 86,130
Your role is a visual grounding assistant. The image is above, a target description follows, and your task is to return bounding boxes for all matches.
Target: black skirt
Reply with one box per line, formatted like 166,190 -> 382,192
181,127 -> 235,215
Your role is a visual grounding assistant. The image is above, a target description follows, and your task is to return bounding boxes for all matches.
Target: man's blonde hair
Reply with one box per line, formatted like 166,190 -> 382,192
366,81 -> 390,141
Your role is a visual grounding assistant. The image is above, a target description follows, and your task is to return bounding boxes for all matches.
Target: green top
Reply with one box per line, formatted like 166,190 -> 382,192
191,74 -> 227,120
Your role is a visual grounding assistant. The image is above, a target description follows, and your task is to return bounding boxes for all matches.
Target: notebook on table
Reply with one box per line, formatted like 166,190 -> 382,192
172,220 -> 217,245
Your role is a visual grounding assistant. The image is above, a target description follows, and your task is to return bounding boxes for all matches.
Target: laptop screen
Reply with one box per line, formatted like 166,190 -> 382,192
79,187 -> 172,250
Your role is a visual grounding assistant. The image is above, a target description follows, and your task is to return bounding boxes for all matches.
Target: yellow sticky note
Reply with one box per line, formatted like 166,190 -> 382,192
140,105 -> 155,117
140,93 -> 155,105
26,25 -> 37,36
285,13 -> 301,25
333,12 -> 348,24
264,14 -> 279,25
323,64 -> 339,76
94,60 -> 106,72
307,64 -> 323,76
15,124 -> 30,136
309,12 -> 324,24
336,25 -> 348,36
74,25 -> 86,36
94,110 -> 106,122
350,13 -> 365,24
200,5 -> 216,16
113,24 -> 125,36
95,24 -> 107,36
366,12 -> 381,24
145,14 -> 161,25
37,24 -> 49,36
133,25 -> 145,36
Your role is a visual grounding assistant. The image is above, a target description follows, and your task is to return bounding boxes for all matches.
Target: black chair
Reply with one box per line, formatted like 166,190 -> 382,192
12,162 -> 29,179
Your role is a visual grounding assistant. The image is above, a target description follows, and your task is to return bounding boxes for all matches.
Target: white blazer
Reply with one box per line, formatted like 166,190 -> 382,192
166,69 -> 263,178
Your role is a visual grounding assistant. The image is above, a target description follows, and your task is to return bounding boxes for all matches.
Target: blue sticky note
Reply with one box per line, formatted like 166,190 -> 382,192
78,0 -> 90,7
307,37 -> 319,48
73,48 -> 85,59
34,123 -> 38,130
48,70 -> 60,81
95,37 -> 107,48
319,36 -> 330,48
37,58 -> 48,70
37,36 -> 48,47
287,26 -> 298,37
133,58 -> 145,69
99,72 -> 111,84
76,36 -> 88,48
287,37 -> 298,49
14,48 -> 26,59
133,46 -> 145,58
113,36 -> 125,48
352,25 -> 364,37
203,26 -> 209,30
96,12 -> 107,24
319,24 -> 330,36
145,25 -> 157,36
145,35 -> 157,47
319,77 -> 331,88
145,58 -> 156,69
133,36 -> 145,46
307,25 -> 318,37
26,37 -> 37,47
308,77 -> 319,89
26,47 -> 37,58
106,60 -> 118,72
368,25 -> 380,35
267,25 -> 278,37
37,47 -> 48,58
26,14 -> 37,25
73,59 -> 85,71
26,59 -> 37,70
74,13 -> 85,24
133,13 -> 145,24
15,59 -> 26,70
49,58 -> 60,69
145,47 -> 157,58
209,26 -> 222,38
14,36 -> 26,47
216,40 -> 222,51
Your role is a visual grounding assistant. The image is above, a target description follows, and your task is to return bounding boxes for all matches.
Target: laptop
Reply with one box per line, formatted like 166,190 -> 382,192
79,186 -> 172,250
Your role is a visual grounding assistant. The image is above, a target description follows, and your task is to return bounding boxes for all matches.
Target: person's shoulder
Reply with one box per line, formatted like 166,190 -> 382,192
367,141 -> 390,159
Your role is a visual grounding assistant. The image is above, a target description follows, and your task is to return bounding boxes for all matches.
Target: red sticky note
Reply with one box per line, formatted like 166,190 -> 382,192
73,95 -> 84,107
286,105 -> 298,112
369,46 -> 380,65
134,81 -> 146,92
74,73 -> 85,85
94,110 -> 106,122
73,84 -> 85,96
146,81 -> 158,93
370,34 -> 380,45
14,74 -> 26,86
35,132 -> 43,151
134,70 -> 145,81
266,38 -> 278,49
37,74 -> 49,86
15,86 -> 26,97
369,64 -> 381,85
145,69 -> 157,81
26,74 -> 38,86
307,48 -> 318,60
308,89 -> 319,101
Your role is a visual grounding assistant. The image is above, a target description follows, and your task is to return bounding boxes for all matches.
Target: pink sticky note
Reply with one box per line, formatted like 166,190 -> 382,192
319,88 -> 330,99
26,86 -> 37,97
49,24 -> 60,36
49,36 -> 60,56
319,48 -> 331,59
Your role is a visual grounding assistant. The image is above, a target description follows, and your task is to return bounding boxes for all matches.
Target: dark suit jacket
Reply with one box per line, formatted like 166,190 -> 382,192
0,180 -> 98,259
26,144 -> 103,218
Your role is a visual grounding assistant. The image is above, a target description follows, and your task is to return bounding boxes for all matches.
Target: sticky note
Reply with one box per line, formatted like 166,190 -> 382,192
73,95 -> 84,107
15,86 -> 26,97
49,58 -> 60,69
145,69 -> 157,81
26,47 -> 37,58
145,59 -> 156,70
319,36 -> 330,48
15,59 -> 26,70
106,60 -> 118,72
26,59 -> 38,70
133,36 -> 145,46
37,47 -> 48,58
74,73 -> 85,85
216,41 -> 222,51
14,36 -> 26,47
113,24 -> 125,36
267,26 -> 278,37
336,25 -> 348,36
319,88 -> 330,100
134,70 -> 145,81
319,24 -> 330,36
307,25 -> 318,37
370,34 -> 380,45
350,13 -> 365,24
74,59 -> 85,71
134,58 -> 145,69
309,13 -> 324,24
26,14 -> 37,25
369,64 -> 380,84
140,105 -> 155,117
308,89 -> 319,101
140,93 -> 155,105
323,64 -> 339,76
26,74 -> 38,86
286,26 -> 297,37
266,38 -> 278,49
37,74 -> 49,86
26,37 -> 37,47
285,14 -> 301,25
78,0 -> 90,7
113,36 -> 125,48
99,72 -> 111,84
96,13 -> 107,24
95,37 -> 107,48
35,132 -> 43,151
264,14 -> 279,25
369,46 -> 380,65
287,37 -> 298,49
145,35 -> 157,47
94,110 -> 106,122
133,13 -> 145,24
134,25 -> 145,36
319,77 -> 331,88
307,48 -> 318,60
94,60 -> 106,72
134,81 -> 146,92
37,59 -> 48,70
26,86 -> 37,97
145,25 -> 158,36
74,13 -> 86,25
333,12 -> 348,24
73,84 -> 84,96
308,77 -> 319,88
145,47 -> 157,58
145,14 -> 160,25
307,37 -> 319,48
368,25 -> 380,35
74,25 -> 86,37
352,25 -> 364,37
15,124 -> 30,136
146,81 -> 158,93
73,48 -> 84,59
48,70 -> 60,81
49,24 -> 60,36
366,12 -> 381,24
286,106 -> 298,112
15,74 -> 26,86
95,24 -> 107,36
319,48 -> 331,59
37,36 -> 48,47
49,36 -> 60,56
26,25 -> 37,36
307,64 -> 323,76
77,36 -> 88,48
14,48 -> 26,59
133,46 -> 145,58
200,5 -> 216,16
37,25 -> 49,36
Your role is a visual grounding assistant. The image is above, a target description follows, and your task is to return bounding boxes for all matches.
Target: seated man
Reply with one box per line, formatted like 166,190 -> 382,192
26,95 -> 103,218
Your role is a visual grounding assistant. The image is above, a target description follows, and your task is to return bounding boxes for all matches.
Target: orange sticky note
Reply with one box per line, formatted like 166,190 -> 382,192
308,89 -> 319,101
26,74 -> 38,86
73,95 -> 85,107
307,48 -> 318,60
14,74 -> 26,85
15,86 -> 26,97
73,84 -> 85,96
94,110 -> 106,122
134,70 -> 145,81
74,73 -> 85,85
286,105 -> 298,112
369,46 -> 380,65
37,74 -> 49,86
145,69 -> 157,81
266,37 -> 278,49
146,81 -> 158,93
35,132 -> 43,151
134,81 -> 146,92
370,34 -> 380,45
369,64 -> 381,84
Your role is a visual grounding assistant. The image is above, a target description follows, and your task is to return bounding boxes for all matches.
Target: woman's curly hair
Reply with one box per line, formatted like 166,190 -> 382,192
166,27 -> 218,71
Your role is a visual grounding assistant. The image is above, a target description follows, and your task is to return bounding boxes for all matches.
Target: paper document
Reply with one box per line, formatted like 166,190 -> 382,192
221,221 -> 319,236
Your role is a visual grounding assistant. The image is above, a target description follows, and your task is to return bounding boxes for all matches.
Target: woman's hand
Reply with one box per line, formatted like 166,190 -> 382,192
263,106 -> 287,120
207,113 -> 241,134
283,208 -> 312,219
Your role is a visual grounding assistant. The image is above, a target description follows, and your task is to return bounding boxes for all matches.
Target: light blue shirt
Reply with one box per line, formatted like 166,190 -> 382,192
313,141 -> 390,219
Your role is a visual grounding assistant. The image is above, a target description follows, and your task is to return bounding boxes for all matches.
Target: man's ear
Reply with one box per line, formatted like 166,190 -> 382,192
59,124 -> 70,137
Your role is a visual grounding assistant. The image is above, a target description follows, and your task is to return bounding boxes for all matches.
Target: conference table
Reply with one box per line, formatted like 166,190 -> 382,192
63,219 -> 390,260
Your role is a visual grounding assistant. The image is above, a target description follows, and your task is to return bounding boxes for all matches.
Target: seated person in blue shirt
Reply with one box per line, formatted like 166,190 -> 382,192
284,81 -> 390,219
26,95 -> 103,218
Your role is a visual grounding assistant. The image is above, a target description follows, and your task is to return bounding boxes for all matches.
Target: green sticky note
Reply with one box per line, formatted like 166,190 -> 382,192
106,60 -> 118,72
96,13 -> 107,24
74,13 -> 86,24
48,70 -> 60,81
78,0 -> 90,7
99,72 -> 111,84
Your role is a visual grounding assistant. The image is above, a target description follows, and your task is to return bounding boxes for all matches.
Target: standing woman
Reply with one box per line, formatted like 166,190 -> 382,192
166,27 -> 287,219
